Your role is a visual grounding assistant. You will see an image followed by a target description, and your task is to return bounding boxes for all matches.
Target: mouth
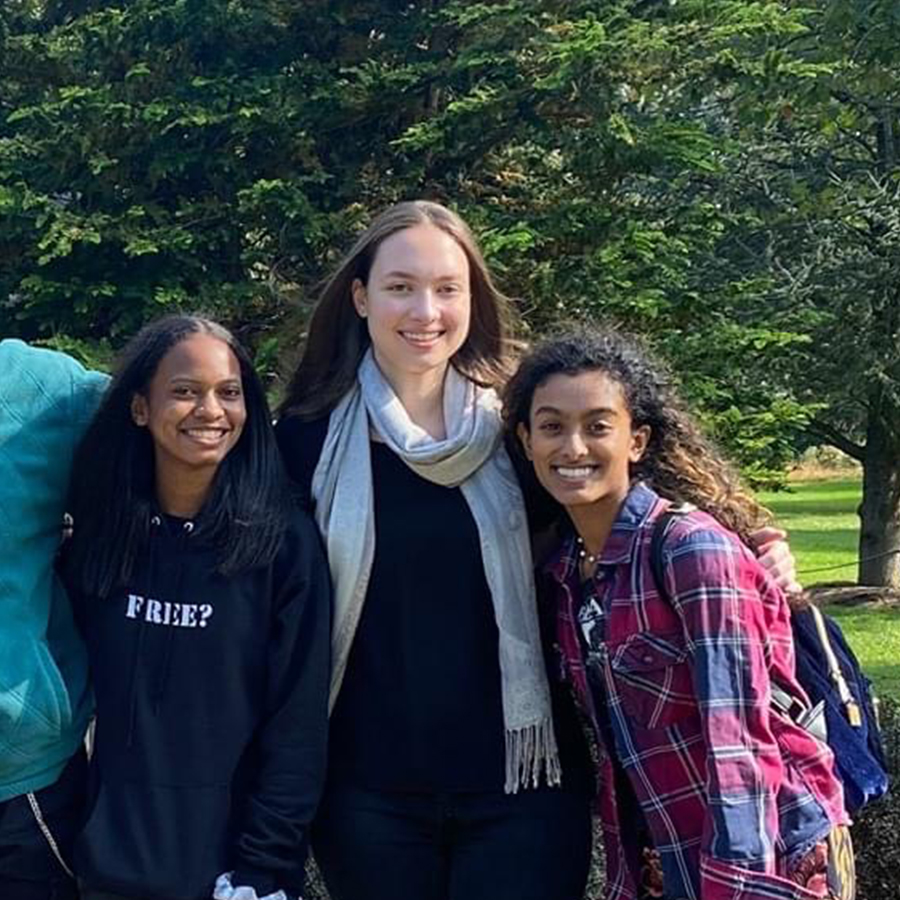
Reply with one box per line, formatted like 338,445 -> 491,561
400,330 -> 445,348
181,427 -> 231,446
552,464 -> 599,482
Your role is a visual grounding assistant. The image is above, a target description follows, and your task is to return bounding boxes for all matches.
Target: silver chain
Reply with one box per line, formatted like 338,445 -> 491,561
25,791 -> 75,879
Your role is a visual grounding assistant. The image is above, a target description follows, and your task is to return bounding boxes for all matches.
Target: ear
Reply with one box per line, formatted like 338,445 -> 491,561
351,278 -> 367,318
131,393 -> 149,427
516,422 -> 533,461
630,425 -> 650,463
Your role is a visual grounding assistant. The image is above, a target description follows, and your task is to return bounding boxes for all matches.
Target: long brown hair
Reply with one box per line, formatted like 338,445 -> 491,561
502,327 -> 770,542
280,200 -> 518,419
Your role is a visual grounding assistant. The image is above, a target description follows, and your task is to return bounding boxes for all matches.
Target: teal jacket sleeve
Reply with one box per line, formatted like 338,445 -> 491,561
0,340 -> 108,799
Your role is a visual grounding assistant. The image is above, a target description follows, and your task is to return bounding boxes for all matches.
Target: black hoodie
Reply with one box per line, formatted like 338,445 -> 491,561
70,509 -> 331,900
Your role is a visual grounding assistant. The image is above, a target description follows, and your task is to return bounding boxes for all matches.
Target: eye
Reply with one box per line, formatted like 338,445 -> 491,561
537,421 -> 561,434
220,385 -> 243,400
172,385 -> 195,398
588,420 -> 611,435
386,282 -> 412,293
438,283 -> 462,296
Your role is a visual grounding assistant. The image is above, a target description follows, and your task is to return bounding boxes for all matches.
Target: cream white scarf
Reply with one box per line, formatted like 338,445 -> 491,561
312,350 -> 560,793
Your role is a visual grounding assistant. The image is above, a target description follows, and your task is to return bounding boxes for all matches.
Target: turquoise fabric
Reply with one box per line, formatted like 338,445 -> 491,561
0,340 -> 108,801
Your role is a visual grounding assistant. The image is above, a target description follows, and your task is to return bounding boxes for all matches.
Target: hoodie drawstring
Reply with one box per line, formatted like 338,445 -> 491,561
152,519 -> 193,714
125,515 -> 195,745
125,515 -> 162,747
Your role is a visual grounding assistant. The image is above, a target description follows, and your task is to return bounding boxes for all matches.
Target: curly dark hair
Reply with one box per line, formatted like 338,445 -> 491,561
502,327 -> 770,542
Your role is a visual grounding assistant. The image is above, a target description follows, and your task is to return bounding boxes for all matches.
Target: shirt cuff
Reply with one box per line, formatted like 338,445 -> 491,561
701,856 -> 826,900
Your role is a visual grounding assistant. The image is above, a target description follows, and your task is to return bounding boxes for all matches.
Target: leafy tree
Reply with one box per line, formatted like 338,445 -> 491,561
5,0 -> 898,587
0,0 -> 377,347
690,0 -> 900,585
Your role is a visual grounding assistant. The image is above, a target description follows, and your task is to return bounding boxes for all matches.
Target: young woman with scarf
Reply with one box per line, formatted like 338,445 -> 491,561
504,328 -> 852,900
276,201 -> 593,900
276,200 -> 801,900
63,316 -> 331,900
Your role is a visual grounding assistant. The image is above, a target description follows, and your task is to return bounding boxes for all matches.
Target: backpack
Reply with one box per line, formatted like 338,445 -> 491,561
650,505 -> 890,815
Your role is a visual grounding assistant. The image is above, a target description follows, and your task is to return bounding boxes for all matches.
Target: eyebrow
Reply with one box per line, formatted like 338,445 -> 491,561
168,376 -> 241,385
379,270 -> 465,281
532,406 -> 619,417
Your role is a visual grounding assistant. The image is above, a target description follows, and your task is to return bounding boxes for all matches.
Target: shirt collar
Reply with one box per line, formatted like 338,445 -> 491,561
544,481 -> 661,584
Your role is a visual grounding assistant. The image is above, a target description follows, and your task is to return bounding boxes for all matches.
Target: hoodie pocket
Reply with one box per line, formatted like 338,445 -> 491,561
610,631 -> 695,730
76,778 -> 232,900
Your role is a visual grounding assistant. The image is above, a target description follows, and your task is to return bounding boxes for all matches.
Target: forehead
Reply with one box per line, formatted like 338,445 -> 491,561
531,370 -> 628,414
153,333 -> 241,382
370,224 -> 469,278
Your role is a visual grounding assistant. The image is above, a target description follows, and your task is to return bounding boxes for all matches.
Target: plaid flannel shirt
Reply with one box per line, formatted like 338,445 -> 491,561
544,483 -> 848,900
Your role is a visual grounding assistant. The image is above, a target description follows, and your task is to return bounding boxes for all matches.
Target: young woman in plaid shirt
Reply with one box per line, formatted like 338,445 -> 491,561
504,328 -> 853,900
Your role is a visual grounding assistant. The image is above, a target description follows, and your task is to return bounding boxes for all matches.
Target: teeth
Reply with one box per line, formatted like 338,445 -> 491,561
403,332 -> 442,340
185,429 -> 226,438
555,466 -> 595,479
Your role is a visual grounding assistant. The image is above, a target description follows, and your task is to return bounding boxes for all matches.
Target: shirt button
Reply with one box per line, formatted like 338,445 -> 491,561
643,654 -> 655,665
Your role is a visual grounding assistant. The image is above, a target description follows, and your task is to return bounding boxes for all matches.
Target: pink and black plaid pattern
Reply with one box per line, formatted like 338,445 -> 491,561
544,483 -> 848,900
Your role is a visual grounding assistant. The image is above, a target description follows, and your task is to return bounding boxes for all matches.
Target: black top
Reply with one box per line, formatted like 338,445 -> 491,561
276,415 -> 505,791
275,414 -> 594,796
67,509 -> 331,900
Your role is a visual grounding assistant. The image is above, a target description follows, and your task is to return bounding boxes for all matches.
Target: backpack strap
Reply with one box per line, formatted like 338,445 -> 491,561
648,501 -> 695,602
809,605 -> 862,727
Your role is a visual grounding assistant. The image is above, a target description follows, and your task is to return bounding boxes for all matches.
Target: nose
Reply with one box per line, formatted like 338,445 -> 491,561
409,287 -> 438,322
561,428 -> 588,458
196,392 -> 223,419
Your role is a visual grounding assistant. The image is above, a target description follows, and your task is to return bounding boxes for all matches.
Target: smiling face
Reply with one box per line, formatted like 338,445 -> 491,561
131,333 -> 247,483
518,370 -> 649,516
352,223 -> 472,387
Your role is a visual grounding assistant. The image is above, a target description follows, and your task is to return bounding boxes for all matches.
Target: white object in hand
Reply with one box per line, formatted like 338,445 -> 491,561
212,872 -> 291,900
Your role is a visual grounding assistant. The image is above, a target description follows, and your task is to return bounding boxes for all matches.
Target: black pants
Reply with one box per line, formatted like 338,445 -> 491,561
0,748 -> 87,900
79,892 -> 148,900
312,782 -> 593,900
80,894 -> 135,900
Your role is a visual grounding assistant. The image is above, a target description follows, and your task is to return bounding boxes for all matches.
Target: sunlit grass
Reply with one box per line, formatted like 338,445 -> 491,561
759,477 -> 899,699
759,478 -> 861,584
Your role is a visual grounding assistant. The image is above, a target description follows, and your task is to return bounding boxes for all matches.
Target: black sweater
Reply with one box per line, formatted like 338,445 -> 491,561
70,510 -> 331,900
275,415 -> 593,795
277,415 -> 506,790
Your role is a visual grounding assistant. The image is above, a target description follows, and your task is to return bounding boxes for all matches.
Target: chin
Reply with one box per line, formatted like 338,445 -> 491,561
186,452 -> 229,468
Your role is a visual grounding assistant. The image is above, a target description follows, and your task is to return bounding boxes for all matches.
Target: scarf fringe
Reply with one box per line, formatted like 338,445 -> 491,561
504,718 -> 562,794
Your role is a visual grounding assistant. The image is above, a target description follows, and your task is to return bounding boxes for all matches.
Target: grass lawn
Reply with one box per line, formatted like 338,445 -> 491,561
758,477 -> 900,699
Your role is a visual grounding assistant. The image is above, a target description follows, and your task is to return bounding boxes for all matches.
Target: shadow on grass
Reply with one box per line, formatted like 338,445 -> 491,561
772,499 -> 861,517
788,528 -> 860,546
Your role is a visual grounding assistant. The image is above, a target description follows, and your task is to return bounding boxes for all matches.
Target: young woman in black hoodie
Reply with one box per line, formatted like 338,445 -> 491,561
63,316 -> 331,900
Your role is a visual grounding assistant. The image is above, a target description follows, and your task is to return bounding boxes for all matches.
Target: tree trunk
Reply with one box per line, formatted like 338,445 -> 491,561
858,405 -> 900,588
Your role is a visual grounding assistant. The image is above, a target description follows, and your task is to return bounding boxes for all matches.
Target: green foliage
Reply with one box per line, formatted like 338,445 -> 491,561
2,0 -> 899,506
0,0 -> 362,342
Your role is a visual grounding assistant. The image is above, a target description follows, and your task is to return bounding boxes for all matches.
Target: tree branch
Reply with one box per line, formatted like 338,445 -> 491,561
807,419 -> 865,462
